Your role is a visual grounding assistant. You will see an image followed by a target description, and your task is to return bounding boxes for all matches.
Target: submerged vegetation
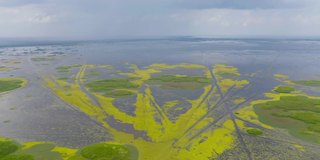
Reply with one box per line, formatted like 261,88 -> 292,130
0,78 -> 26,93
56,65 -> 81,73
0,66 -> 12,72
0,137 -> 136,160
293,80 -> 320,87
0,139 -> 33,160
31,56 -> 55,62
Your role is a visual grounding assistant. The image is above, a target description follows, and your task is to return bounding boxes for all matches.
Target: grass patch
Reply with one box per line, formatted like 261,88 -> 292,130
0,137 -> 137,160
246,128 -> 263,136
254,96 -> 320,143
79,143 -> 131,160
293,80 -> 320,87
274,86 -> 295,93
0,140 -> 19,158
0,78 -> 26,93
147,74 -> 211,90
85,78 -> 139,98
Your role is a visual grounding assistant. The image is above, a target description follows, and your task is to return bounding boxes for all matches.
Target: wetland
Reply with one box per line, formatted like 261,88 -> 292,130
1,38 -> 320,160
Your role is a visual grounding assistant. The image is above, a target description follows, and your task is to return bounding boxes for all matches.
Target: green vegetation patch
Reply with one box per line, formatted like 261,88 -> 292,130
0,137 -> 137,160
56,64 -> 81,73
147,74 -> 211,90
254,96 -> 320,143
246,128 -> 263,136
293,80 -> 320,87
274,86 -> 295,93
85,78 -> 139,98
0,139 -> 34,160
0,140 -> 19,158
0,78 -> 26,93
79,143 -> 131,160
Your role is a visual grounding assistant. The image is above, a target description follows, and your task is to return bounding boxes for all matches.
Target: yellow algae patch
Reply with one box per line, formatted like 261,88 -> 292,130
214,64 -> 240,76
148,63 -> 206,70
234,97 -> 246,104
44,63 -> 245,160
22,141 -> 47,150
133,88 -> 173,142
274,74 -> 289,80
46,78 -> 101,118
213,64 -> 249,93
274,73 -> 295,85
125,64 -> 160,86
236,98 -> 273,129
177,120 -> 237,160
293,144 -> 305,152
219,79 -> 249,92
94,93 -> 135,124
163,100 -> 179,111
3,59 -> 21,64
52,146 -> 77,159
0,66 -> 13,72
0,137 -> 10,141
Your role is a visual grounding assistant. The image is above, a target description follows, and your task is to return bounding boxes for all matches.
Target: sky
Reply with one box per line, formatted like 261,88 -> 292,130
0,0 -> 320,39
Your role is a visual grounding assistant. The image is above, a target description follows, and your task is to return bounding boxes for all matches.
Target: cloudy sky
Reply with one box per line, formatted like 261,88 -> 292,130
0,0 -> 320,39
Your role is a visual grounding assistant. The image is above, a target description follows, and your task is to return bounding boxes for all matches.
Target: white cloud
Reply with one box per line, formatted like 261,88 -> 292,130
0,0 -> 319,39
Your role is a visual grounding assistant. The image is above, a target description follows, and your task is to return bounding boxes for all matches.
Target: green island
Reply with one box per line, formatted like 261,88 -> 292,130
254,95 -> 320,143
0,78 -> 27,93
246,128 -> 263,136
146,74 -> 211,90
274,86 -> 295,93
85,78 -> 139,98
